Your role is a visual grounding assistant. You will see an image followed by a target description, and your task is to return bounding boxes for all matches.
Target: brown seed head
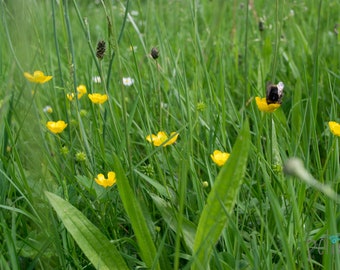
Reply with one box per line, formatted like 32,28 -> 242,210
96,40 -> 106,60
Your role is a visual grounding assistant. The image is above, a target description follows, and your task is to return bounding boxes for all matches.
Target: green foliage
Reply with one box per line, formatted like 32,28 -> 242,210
1,0 -> 340,269
113,155 -> 161,270
192,120 -> 250,269
45,191 -> 129,270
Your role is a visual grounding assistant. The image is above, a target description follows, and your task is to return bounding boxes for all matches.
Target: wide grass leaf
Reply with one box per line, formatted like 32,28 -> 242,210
45,192 -> 129,270
192,120 -> 250,269
113,155 -> 160,270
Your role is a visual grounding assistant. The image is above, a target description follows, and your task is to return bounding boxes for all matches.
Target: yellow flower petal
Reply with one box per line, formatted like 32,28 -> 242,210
95,171 -> 116,188
211,150 -> 230,167
146,134 -> 157,143
329,121 -> 340,137
46,121 -> 68,134
255,97 -> 281,112
67,93 -> 75,101
146,131 -> 178,147
88,93 -> 108,104
164,132 -> 179,146
24,70 -> 53,84
77,84 -> 87,99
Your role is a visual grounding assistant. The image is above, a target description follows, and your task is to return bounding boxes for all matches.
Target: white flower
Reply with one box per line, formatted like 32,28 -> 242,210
92,76 -> 101,83
43,105 -> 53,114
122,77 -> 134,86
131,10 -> 139,16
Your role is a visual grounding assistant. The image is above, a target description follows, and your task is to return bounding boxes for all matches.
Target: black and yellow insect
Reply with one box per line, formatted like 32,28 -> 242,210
266,82 -> 284,104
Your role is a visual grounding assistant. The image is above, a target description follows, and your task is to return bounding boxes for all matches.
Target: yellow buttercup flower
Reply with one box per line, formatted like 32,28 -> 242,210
77,84 -> 87,99
67,93 -> 75,101
329,121 -> 340,137
95,172 -> 116,188
255,97 -> 281,112
211,150 -> 230,167
24,70 -> 53,84
88,93 -> 108,104
46,121 -> 68,134
146,131 -> 179,147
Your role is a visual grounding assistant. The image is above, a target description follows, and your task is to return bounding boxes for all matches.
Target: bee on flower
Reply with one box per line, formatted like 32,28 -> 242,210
255,81 -> 284,112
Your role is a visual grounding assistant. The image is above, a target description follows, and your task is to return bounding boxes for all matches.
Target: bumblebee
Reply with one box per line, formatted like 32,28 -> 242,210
266,82 -> 284,104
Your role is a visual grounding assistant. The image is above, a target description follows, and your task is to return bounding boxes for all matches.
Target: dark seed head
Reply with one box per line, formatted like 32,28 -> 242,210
258,20 -> 264,32
96,40 -> 106,60
151,47 -> 159,59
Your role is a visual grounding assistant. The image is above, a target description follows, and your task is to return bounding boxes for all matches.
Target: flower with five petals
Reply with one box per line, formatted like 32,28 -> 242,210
211,150 -> 230,167
88,93 -> 108,104
122,77 -> 134,86
146,131 -> 179,147
46,121 -> 68,134
329,121 -> 340,137
77,85 -> 87,99
95,172 -> 116,188
24,70 -> 53,84
255,97 -> 281,112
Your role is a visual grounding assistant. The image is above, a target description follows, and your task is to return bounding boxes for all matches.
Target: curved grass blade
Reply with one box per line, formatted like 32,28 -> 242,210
45,192 -> 129,270
192,120 -> 250,269
113,155 -> 160,270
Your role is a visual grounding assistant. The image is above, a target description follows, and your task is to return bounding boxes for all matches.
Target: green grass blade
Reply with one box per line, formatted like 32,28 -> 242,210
150,193 -> 196,252
113,155 -> 160,270
192,120 -> 250,269
45,192 -> 129,270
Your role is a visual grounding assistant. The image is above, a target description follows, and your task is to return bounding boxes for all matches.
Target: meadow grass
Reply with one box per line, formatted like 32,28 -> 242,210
1,0 -> 340,269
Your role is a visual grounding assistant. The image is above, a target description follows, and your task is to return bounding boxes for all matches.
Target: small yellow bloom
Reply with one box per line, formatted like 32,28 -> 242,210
24,70 -> 53,84
211,150 -> 230,167
77,84 -> 87,99
88,93 -> 108,104
329,121 -> 340,137
67,93 -> 75,101
255,97 -> 281,112
146,131 -> 179,147
95,172 -> 116,188
46,121 -> 68,134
